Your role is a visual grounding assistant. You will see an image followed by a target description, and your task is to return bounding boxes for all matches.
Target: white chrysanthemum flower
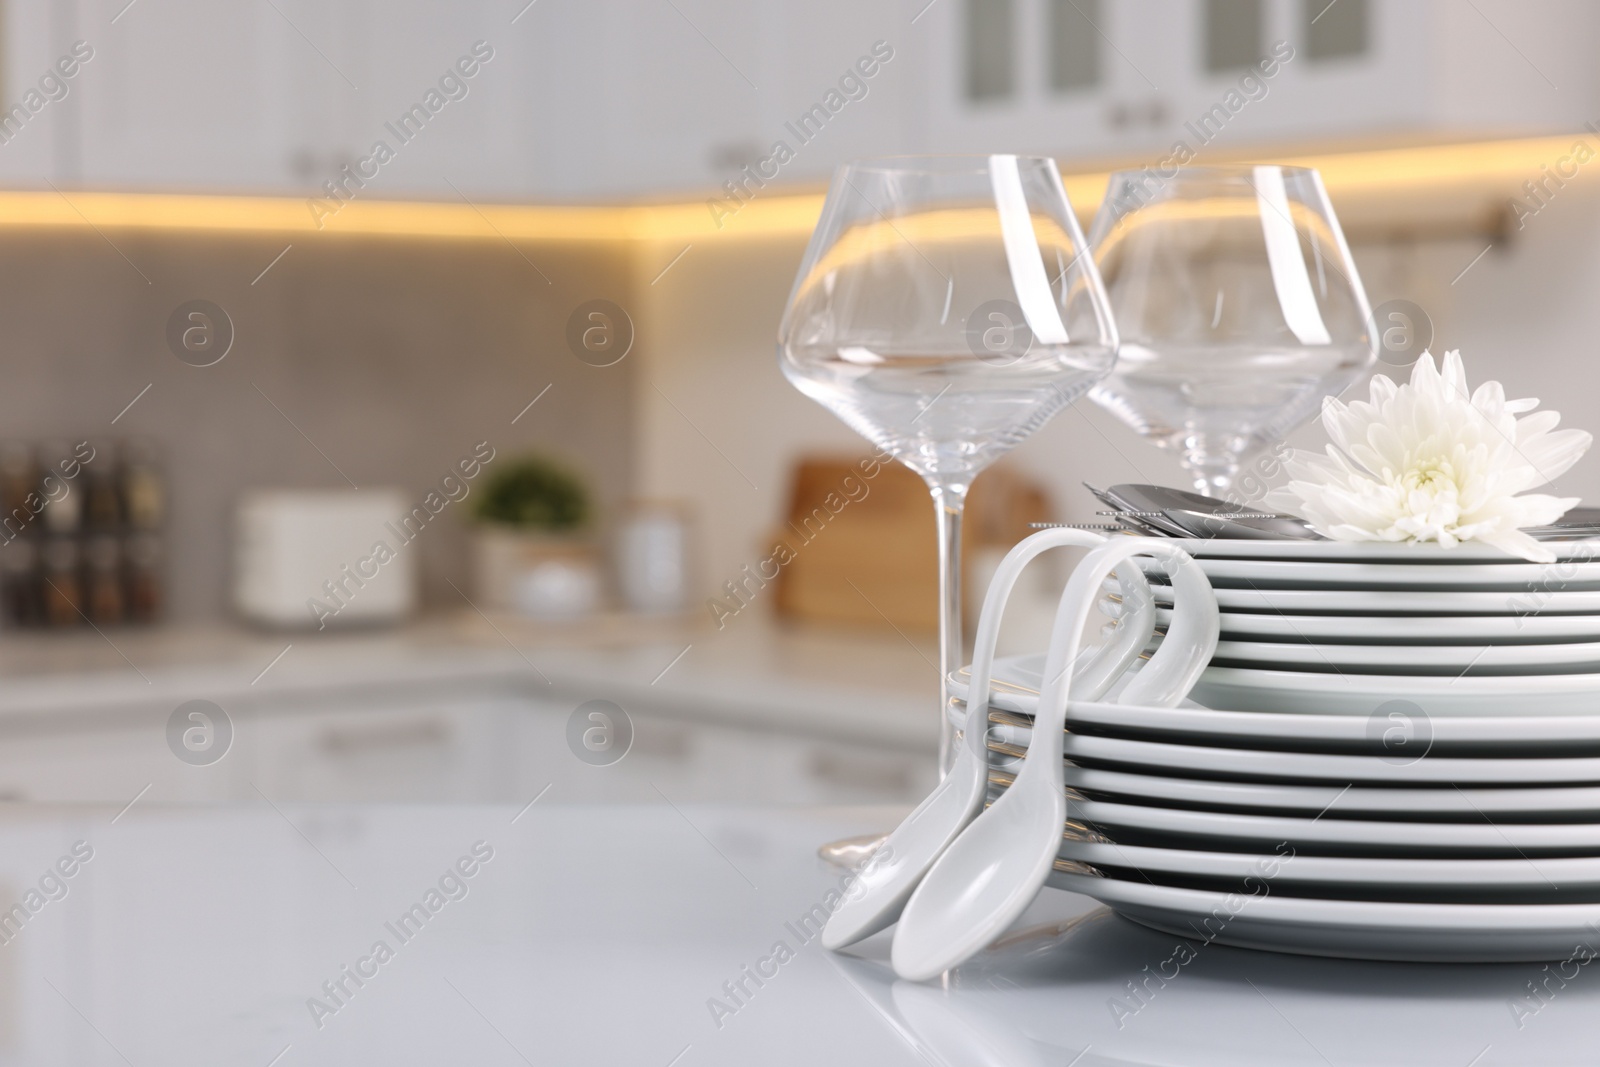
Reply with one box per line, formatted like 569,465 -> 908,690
1265,350 -> 1592,562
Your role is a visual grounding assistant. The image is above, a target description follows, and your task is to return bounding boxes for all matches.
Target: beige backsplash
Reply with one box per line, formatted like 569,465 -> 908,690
0,229 -> 636,622
11,176 -> 1600,627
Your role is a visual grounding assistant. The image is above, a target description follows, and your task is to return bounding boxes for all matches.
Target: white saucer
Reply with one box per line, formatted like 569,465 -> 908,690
1052,765 -> 1600,818
1058,733 -> 1600,784
1044,871 -> 1600,961
1056,839 -> 1600,892
1180,586 -> 1600,615
1181,608 -> 1600,645
1175,538 -> 1600,563
1066,797 -> 1600,852
958,700 -> 1600,756
1208,637 -> 1600,675
1139,555 -> 1600,591
1193,664 -> 1600,716
951,654 -> 1600,741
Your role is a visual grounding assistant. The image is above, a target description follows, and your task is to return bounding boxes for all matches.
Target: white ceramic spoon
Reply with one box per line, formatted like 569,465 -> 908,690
821,529 -> 1148,951
890,538 -> 1217,981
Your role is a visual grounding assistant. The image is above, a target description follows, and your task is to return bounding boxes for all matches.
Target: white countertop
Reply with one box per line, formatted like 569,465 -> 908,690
0,613 -> 941,749
5,801 -> 1591,1066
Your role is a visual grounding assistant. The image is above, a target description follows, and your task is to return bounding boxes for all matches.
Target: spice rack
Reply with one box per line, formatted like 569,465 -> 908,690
0,440 -> 164,628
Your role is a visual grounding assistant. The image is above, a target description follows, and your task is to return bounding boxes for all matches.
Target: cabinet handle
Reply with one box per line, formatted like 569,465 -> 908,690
318,720 -> 449,755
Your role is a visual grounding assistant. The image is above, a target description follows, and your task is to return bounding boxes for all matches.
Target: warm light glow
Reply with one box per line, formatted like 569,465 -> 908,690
793,207 -> 1082,294
1095,197 -> 1345,247
0,134 -> 1581,245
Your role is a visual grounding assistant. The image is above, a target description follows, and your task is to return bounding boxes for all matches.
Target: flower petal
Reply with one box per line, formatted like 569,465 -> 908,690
1272,348 -> 1592,555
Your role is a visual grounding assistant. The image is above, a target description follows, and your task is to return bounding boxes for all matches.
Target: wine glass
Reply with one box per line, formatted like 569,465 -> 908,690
1086,165 -> 1375,498
777,155 -> 1117,780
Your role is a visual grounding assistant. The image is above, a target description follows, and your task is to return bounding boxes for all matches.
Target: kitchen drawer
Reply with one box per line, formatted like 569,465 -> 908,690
244,693 -> 519,804
0,722 -> 210,805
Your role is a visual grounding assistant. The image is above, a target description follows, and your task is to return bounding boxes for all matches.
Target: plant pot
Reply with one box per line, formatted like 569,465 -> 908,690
471,527 -> 596,613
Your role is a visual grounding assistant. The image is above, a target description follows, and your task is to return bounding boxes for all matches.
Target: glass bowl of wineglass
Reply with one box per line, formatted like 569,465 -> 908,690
778,155 -> 1117,774
1087,165 -> 1375,497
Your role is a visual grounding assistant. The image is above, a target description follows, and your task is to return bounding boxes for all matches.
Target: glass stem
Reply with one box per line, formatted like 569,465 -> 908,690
930,479 -> 969,778
1183,455 -> 1238,500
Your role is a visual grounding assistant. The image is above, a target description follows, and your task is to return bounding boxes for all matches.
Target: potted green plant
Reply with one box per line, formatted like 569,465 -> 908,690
470,455 -> 596,614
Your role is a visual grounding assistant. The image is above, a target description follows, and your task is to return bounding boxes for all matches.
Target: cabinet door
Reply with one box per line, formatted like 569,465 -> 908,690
0,2 -> 72,187
591,0 -> 765,198
920,0 -> 1186,161
0,706 -> 245,805
318,0 -> 522,200
743,0 -> 910,188
246,691 -> 516,803
504,697 -> 934,805
1256,0 -> 1599,143
72,0 -> 291,190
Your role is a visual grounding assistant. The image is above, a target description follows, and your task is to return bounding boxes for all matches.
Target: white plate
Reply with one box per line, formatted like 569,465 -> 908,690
1193,664 -> 1600,716
1138,555 -> 1600,591
1173,585 -> 1600,615
1048,765 -> 1600,818
1057,685 -> 1600,747
1066,797 -> 1600,852
1043,871 -> 1600,961
1207,637 -> 1600,675
1055,733 -> 1600,784
952,654 -> 1600,743
956,700 -> 1600,757
1182,608 -> 1600,645
1174,538 -> 1600,563
1056,839 -> 1600,892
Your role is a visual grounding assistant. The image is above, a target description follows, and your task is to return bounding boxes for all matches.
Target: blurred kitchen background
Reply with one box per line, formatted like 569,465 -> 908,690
3,0 -> 1599,808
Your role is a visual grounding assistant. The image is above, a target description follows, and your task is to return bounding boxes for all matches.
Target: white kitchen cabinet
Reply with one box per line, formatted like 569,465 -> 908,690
0,673 -> 931,807
1207,0 -> 1600,148
0,719 -> 177,804
317,0 -> 526,200
65,0 -> 509,196
0,701 -> 247,805
10,0 -> 918,200
918,0 -> 1600,167
584,0 -> 767,198
919,0 -> 1192,160
736,0 -> 912,188
0,0 -> 85,188
18,0 -> 1600,200
68,0 -> 291,191
242,686 -> 521,803
509,704 -> 935,805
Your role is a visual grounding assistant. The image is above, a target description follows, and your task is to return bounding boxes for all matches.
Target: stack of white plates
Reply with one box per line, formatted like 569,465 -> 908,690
949,641 -> 1600,961
1130,538 -> 1600,714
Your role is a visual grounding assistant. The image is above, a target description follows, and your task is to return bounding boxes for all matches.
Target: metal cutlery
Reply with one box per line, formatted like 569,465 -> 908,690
1054,484 -> 1600,543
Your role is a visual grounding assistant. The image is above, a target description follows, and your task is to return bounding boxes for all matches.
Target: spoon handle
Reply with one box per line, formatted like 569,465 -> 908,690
1026,538 -> 1218,779
962,529 -> 1114,751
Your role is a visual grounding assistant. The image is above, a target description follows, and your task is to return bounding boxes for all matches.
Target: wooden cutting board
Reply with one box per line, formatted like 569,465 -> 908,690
767,455 -> 1051,631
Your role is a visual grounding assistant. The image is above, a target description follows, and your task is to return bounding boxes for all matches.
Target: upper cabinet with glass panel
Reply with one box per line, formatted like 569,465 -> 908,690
919,0 -> 1600,166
